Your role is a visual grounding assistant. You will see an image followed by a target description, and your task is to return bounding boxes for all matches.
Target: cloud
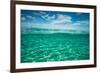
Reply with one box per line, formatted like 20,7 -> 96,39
32,11 -> 72,25
32,11 -> 54,21
21,11 -> 89,33
22,20 -> 89,34
32,11 -> 47,16
41,13 -> 72,25
39,11 -> 47,15
71,20 -> 89,32
26,15 -> 35,20
76,12 -> 82,15
57,14 -> 71,21
21,17 -> 26,21
28,23 -> 72,30
47,15 -> 56,21
21,15 -> 36,21
41,14 -> 50,20
77,21 -> 89,25
51,14 -> 72,25
42,14 -> 56,22
73,21 -> 89,26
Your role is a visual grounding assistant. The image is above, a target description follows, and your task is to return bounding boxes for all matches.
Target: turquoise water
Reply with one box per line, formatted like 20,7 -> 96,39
21,33 -> 89,63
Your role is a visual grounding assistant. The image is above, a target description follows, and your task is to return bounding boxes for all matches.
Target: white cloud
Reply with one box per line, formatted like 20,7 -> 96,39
26,15 -> 35,20
73,23 -> 81,26
51,14 -> 72,25
22,20 -> 89,33
21,17 -> 26,21
41,14 -> 49,20
32,11 -> 47,16
40,14 -> 56,22
77,21 -> 89,25
47,15 -> 56,21
39,11 -> 47,15
73,21 -> 89,26
41,13 -> 72,25
76,12 -> 82,15
30,24 -> 72,30
33,11 -> 72,25
57,14 -> 71,21
30,20 -> 89,31
22,11 -> 89,33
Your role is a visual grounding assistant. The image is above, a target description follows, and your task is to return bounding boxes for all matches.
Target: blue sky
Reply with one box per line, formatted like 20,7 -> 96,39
21,10 -> 90,33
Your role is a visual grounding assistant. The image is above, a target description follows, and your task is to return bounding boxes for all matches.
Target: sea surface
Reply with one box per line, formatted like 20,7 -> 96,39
21,33 -> 89,63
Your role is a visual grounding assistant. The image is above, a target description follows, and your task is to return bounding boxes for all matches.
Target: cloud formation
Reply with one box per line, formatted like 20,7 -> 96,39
21,10 -> 89,33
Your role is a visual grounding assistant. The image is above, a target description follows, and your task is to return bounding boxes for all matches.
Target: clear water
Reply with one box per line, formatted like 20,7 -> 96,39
21,33 -> 89,63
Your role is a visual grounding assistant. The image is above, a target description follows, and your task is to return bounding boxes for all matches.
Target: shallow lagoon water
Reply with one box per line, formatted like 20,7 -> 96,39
21,33 -> 89,63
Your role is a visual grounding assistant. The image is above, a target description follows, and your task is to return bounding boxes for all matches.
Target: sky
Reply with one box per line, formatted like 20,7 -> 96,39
21,10 -> 90,33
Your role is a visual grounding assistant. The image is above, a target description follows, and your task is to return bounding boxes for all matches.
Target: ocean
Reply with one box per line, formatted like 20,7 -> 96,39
21,33 -> 89,63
